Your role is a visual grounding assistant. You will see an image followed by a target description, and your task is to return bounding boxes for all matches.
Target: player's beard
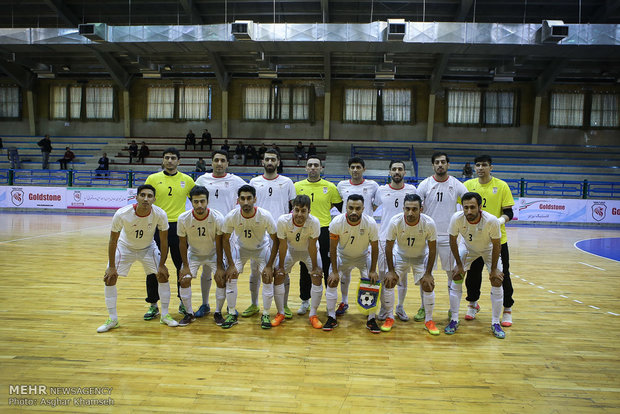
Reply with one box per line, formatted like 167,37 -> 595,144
391,174 -> 403,184
242,205 -> 254,214
264,164 -> 276,174
466,212 -> 479,222
347,213 -> 360,223
406,215 -> 417,224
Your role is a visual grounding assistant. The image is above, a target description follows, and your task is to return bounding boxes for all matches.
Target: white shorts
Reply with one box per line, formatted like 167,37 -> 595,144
378,241 -> 391,276
435,235 -> 457,273
283,249 -> 322,274
459,244 -> 503,274
393,252 -> 428,285
114,243 -> 160,277
233,245 -> 270,275
331,254 -> 370,280
188,251 -> 218,278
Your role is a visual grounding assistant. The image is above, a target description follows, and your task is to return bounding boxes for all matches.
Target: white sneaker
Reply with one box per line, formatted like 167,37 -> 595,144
297,300 -> 310,315
160,314 -> 179,327
501,310 -> 512,327
395,306 -> 409,322
97,318 -> 119,333
465,303 -> 480,320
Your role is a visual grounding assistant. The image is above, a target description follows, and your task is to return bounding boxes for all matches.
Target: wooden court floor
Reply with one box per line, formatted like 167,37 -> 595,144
0,212 -> 619,413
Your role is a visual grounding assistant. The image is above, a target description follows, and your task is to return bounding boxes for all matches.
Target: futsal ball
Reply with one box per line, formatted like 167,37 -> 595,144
360,292 -> 374,306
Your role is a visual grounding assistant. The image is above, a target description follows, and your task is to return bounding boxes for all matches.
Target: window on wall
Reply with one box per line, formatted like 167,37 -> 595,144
343,87 -> 413,123
590,93 -> 619,128
86,86 -> 114,119
179,86 -> 211,120
447,89 -> 517,127
242,85 -> 313,121
0,85 -> 21,119
344,89 -> 377,122
50,84 -> 113,121
549,91 -> 618,129
549,92 -> 584,127
147,84 -> 212,121
147,86 -> 175,120
382,88 -> 412,123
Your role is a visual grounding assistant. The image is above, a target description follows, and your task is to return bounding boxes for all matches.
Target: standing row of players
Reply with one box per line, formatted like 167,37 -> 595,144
97,148 -> 514,339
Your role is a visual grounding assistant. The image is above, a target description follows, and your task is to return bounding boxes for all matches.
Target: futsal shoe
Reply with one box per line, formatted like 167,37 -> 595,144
309,315 -> 323,329
322,316 -> 338,331
444,320 -> 460,335
335,302 -> 349,316
178,313 -> 196,327
261,314 -> 272,329
395,306 -> 410,322
213,312 -> 225,326
97,318 -> 119,333
380,317 -> 394,332
366,318 -> 381,334
195,304 -> 210,318
160,314 -> 179,327
178,303 -> 188,316
413,307 -> 425,322
424,320 -> 440,336
297,300 -> 310,315
242,304 -> 260,317
465,303 -> 480,320
271,313 -> 285,327
221,313 -> 238,329
284,306 -> 293,319
501,310 -> 513,327
143,305 -> 159,320
491,323 -> 506,339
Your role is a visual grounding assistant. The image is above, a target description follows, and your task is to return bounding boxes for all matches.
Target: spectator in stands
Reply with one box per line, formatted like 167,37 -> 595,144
294,141 -> 306,165
58,146 -> 75,170
271,142 -> 281,155
233,140 -> 245,164
7,145 -> 20,169
307,142 -> 317,159
199,129 -> 212,151
138,141 -> 150,164
95,152 -> 109,176
38,134 -> 53,169
258,143 -> 267,160
245,144 -> 259,166
0,137 -> 3,154
185,130 -> 196,150
128,140 -> 138,163
195,157 -> 207,172
220,139 -> 230,156
462,162 -> 473,179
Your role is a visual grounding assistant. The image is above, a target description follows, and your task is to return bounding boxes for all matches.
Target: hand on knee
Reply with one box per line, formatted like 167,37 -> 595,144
180,275 -> 192,288
421,278 -> 435,292
103,273 -> 117,286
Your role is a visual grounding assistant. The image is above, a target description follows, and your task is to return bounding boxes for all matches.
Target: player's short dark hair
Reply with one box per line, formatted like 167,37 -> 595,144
238,184 -> 256,197
162,147 -> 180,159
347,194 -> 364,204
431,152 -> 449,164
212,150 -> 229,161
389,160 -> 406,169
292,194 -> 311,209
264,149 -> 280,161
462,192 -> 482,206
307,156 -> 322,165
404,193 -> 422,207
189,185 -> 209,201
474,154 -> 492,165
137,184 -> 156,196
348,157 -> 365,168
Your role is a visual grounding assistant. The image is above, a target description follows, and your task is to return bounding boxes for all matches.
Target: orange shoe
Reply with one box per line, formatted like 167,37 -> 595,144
271,313 -> 285,327
380,317 -> 394,332
424,320 -> 440,335
309,315 -> 323,329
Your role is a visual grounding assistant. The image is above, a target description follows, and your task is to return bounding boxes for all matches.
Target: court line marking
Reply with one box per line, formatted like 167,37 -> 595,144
578,262 -> 606,271
0,224 -> 108,244
573,238 -> 620,264
513,274 -> 617,316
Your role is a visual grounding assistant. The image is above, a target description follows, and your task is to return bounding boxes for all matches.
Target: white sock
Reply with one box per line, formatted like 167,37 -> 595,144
383,287 -> 395,318
215,287 -> 226,313
445,271 -> 452,297
490,286 -> 504,324
367,313 -> 376,320
449,281 -> 462,321
180,287 -> 192,314
340,275 -> 350,304
504,306 -> 512,313
274,284 -> 285,314
158,282 -> 171,316
104,285 -> 117,320
283,275 -> 290,307
262,283 -> 274,314
310,284 -> 323,317
326,286 -> 338,318
419,285 -> 425,310
423,291 -> 435,322
200,268 -> 212,306
397,276 -> 408,308
226,279 -> 238,314
249,268 -> 260,306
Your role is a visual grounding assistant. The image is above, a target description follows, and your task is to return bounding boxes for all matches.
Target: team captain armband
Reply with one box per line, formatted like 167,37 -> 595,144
329,233 -> 339,240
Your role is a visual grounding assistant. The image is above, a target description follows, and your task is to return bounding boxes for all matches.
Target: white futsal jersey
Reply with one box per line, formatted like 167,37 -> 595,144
336,179 -> 379,215
223,206 -> 276,250
176,208 -> 224,256
195,173 -> 246,216
276,213 -> 321,252
374,183 -> 417,241
416,175 -> 467,236
249,174 -> 296,219
329,213 -> 379,259
386,213 -> 437,259
448,210 -> 501,256
112,204 -> 169,250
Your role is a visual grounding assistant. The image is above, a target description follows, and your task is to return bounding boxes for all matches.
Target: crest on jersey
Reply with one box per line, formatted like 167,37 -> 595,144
180,181 -> 186,188
356,278 -> 382,315
323,187 -> 328,194
493,187 -> 498,194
